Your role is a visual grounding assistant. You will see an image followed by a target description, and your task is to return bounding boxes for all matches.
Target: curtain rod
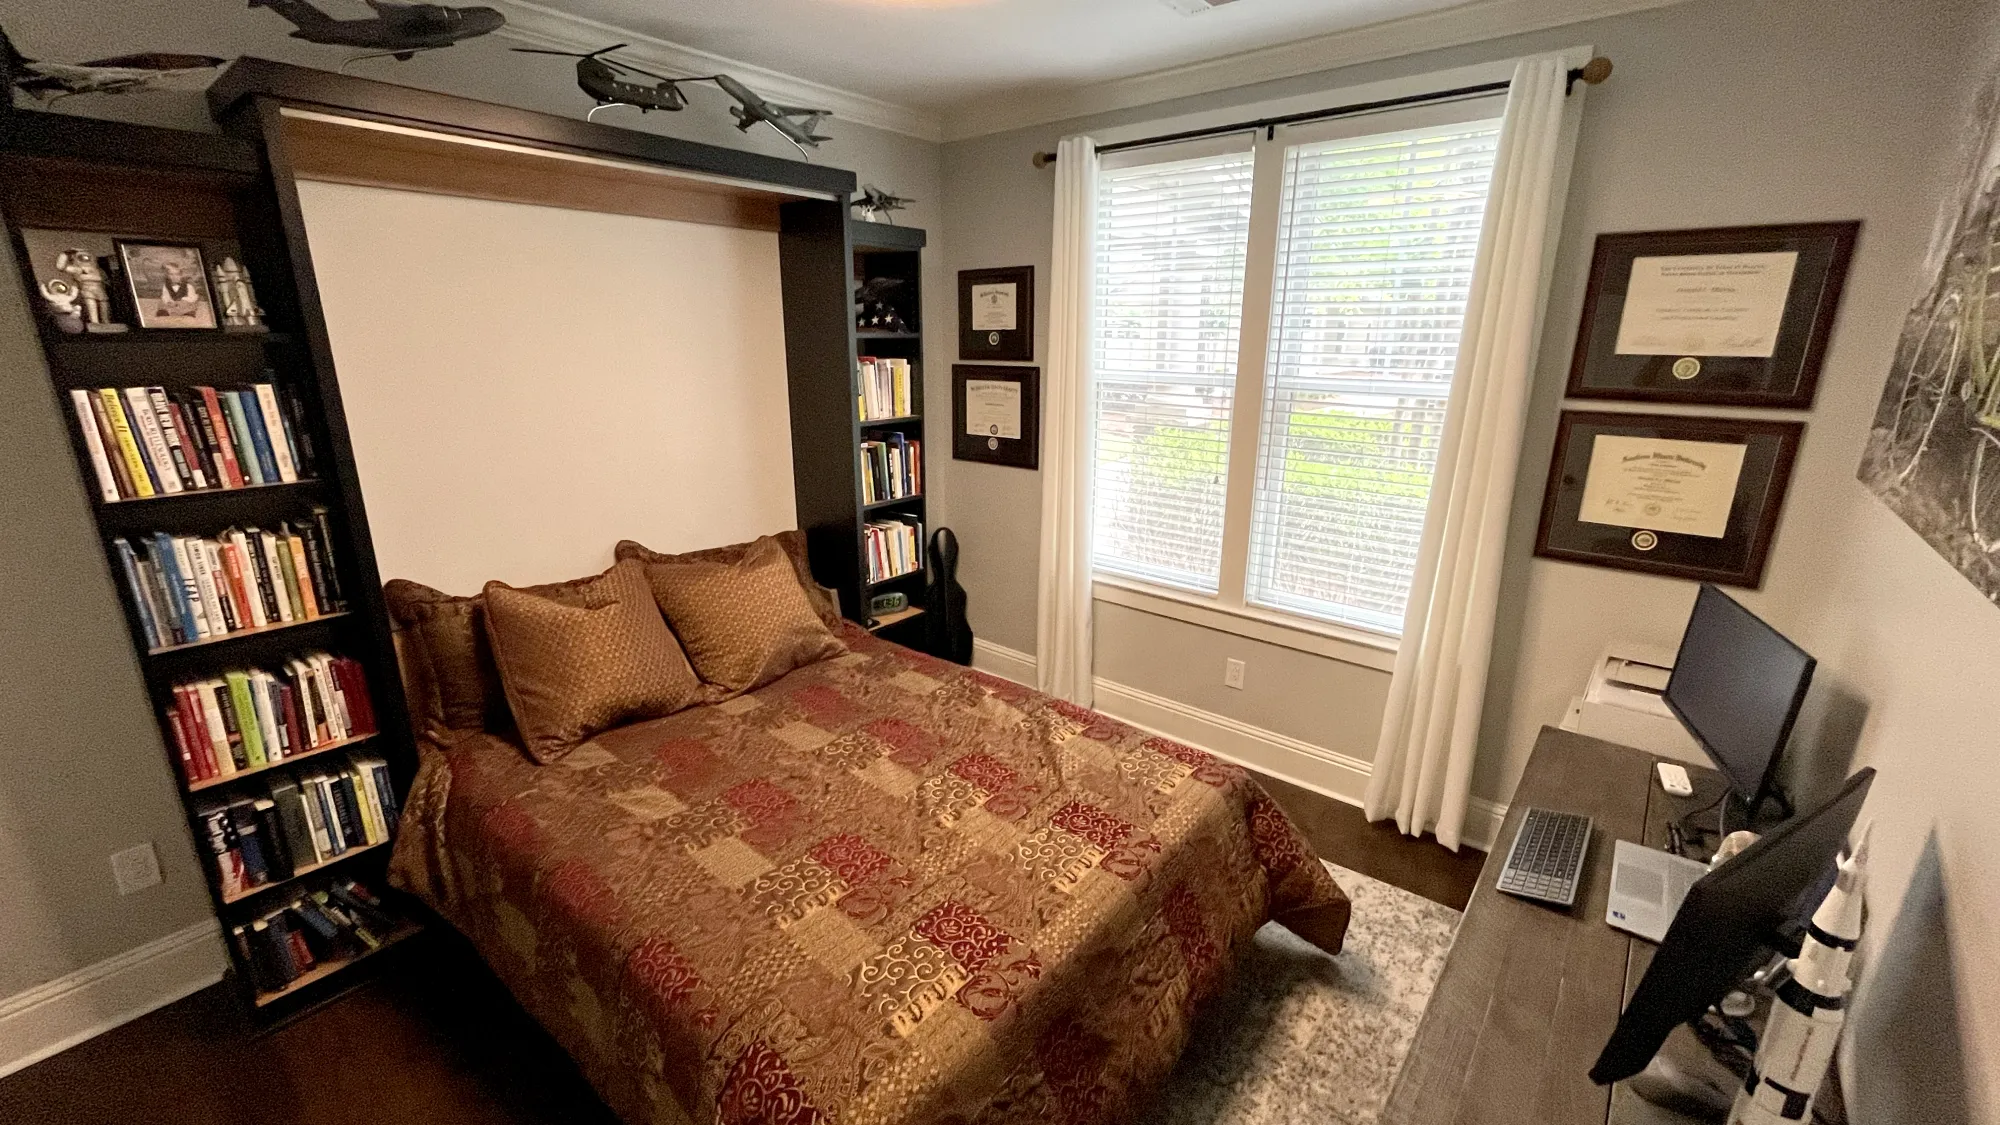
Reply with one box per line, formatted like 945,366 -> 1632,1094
1031,56 -> 1611,168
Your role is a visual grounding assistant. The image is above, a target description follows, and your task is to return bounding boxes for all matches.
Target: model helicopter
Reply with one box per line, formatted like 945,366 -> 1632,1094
710,73 -> 830,155
248,0 -> 505,61
1,26 -> 222,102
511,43 -> 687,115
853,185 -> 914,224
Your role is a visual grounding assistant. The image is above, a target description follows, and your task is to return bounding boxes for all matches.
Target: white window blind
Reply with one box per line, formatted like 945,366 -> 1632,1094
1245,118 -> 1501,632
1091,146 -> 1255,593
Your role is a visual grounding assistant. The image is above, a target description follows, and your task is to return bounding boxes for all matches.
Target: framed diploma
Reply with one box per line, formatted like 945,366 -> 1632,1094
1566,222 -> 1858,407
953,364 -> 1039,469
1534,411 -> 1804,587
958,266 -> 1034,361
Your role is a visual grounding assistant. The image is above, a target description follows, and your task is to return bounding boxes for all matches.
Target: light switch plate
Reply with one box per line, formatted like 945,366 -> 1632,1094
1224,658 -> 1246,689
111,843 -> 161,895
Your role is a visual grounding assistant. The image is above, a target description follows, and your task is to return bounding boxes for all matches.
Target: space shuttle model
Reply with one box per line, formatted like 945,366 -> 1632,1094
1726,826 -> 1870,1124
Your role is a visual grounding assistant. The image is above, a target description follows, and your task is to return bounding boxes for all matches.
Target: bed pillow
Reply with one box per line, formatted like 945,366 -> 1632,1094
643,537 -> 846,696
483,560 -> 705,763
615,529 -> 840,628
383,574 -> 598,739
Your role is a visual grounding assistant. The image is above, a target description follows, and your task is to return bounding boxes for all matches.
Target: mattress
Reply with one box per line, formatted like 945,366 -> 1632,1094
389,625 -> 1349,1125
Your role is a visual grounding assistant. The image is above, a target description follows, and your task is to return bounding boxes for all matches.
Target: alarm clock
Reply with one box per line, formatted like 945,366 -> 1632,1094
869,592 -> 908,616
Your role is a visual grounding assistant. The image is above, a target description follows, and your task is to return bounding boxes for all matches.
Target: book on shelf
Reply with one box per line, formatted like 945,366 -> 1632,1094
194,752 -> 401,900
864,516 -> 923,584
859,433 -> 922,505
855,356 -> 913,422
114,513 -> 346,649
229,877 -> 406,995
164,649 -> 376,786
69,378 -> 313,502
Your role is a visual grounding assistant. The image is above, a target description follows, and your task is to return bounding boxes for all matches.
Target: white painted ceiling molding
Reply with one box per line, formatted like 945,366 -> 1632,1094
488,0 -> 945,141
937,0 -> 1691,140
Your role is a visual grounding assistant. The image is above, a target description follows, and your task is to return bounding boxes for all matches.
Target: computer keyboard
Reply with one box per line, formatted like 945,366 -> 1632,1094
1496,807 -> 1594,907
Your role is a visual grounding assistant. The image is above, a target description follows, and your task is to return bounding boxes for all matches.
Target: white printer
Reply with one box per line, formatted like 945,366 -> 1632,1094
1560,642 -> 1706,766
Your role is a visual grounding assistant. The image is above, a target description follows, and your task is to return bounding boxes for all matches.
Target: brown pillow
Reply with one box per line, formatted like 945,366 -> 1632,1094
483,560 -> 705,763
383,574 -> 597,738
616,530 -> 840,628
643,537 -> 846,696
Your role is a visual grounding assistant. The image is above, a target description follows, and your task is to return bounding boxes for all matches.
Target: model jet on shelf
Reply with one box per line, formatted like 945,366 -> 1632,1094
711,73 -> 829,154
1,27 -> 223,102
511,43 -> 687,114
248,0 -> 505,60
853,185 -> 914,224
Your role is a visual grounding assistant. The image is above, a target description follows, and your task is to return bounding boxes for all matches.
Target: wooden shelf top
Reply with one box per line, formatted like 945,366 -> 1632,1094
867,606 -> 925,631
150,611 -> 346,657
99,478 -> 318,507
856,330 -> 919,339
187,730 -> 375,793
254,922 -> 423,1007
222,837 -> 390,905
50,330 -> 294,348
859,414 -> 921,427
863,494 -> 923,511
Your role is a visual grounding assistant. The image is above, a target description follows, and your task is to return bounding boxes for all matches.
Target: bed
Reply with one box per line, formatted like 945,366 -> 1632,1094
389,622 -> 1349,1125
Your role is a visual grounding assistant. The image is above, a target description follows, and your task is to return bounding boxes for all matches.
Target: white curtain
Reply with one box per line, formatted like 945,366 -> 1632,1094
1364,54 -> 1581,850
1036,135 -> 1099,706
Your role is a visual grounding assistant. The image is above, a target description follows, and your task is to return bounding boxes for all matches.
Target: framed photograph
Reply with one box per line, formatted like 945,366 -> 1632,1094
1534,411 -> 1804,587
116,240 -> 217,330
958,266 -> 1033,362
15,229 -> 128,334
1566,222 -> 1859,408
953,364 -> 1039,470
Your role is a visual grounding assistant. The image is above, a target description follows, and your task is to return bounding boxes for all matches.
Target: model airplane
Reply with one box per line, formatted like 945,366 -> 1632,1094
1,27 -> 223,102
512,44 -> 686,114
853,185 -> 913,223
248,0 -> 505,60
710,73 -> 829,154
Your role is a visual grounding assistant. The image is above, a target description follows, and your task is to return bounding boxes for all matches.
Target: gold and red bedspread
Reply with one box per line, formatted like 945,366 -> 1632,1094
390,626 -> 1348,1125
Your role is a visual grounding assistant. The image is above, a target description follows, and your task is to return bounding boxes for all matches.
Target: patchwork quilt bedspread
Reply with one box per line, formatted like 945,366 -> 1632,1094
389,627 -> 1349,1125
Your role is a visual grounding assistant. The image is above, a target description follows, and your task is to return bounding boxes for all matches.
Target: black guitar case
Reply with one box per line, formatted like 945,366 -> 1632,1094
926,527 -> 973,665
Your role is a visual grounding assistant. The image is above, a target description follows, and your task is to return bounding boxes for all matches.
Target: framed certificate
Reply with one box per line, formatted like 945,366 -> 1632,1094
1534,411 -> 1804,586
958,266 -> 1034,361
1566,223 -> 1858,407
952,364 -> 1039,469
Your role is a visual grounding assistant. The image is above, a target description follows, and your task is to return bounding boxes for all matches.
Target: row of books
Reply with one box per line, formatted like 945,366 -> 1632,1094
68,381 -> 313,503
116,515 -> 347,650
165,652 -> 377,785
865,516 -> 924,584
860,434 -> 922,504
857,356 -> 914,421
231,878 -> 405,996
194,753 -> 401,899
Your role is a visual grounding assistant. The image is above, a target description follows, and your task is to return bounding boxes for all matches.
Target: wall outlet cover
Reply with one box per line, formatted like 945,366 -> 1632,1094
1224,657 -> 1246,689
111,842 -> 161,895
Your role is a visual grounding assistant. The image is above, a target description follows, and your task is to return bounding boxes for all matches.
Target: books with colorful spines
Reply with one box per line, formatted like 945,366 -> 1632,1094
69,389 -> 120,502
233,388 -> 282,485
228,798 -> 272,888
309,508 -> 347,611
96,388 -> 155,498
193,386 -> 246,488
216,391 -> 264,486
122,387 -> 180,495
146,387 -> 202,491
194,799 -> 250,898
254,383 -> 299,482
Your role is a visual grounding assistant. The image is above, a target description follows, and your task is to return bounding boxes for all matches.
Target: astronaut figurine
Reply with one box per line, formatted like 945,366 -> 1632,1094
210,256 -> 268,332
1726,824 -> 1870,1125
53,248 -> 126,332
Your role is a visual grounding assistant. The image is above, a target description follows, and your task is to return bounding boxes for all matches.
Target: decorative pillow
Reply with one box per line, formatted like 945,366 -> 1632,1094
615,529 -> 840,628
482,560 -> 705,763
643,537 -> 847,696
383,574 -> 597,739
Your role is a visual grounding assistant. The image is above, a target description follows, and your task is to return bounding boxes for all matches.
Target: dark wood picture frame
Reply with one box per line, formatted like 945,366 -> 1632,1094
1565,222 -> 1859,408
1534,411 -> 1804,587
958,265 -> 1033,362
952,364 -> 1039,469
115,238 -> 219,329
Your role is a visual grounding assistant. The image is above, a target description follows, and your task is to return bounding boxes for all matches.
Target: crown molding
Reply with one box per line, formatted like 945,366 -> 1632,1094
938,0 -> 1691,141
488,0 -> 944,142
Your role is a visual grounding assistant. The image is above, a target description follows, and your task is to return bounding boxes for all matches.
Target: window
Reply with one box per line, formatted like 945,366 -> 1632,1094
1090,100 -> 1503,637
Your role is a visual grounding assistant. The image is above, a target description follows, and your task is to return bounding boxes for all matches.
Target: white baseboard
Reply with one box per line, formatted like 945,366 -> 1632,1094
0,919 -> 227,1080
971,638 -> 1507,851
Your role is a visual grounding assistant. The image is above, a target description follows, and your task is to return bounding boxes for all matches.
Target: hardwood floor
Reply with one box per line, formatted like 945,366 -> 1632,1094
0,773 -> 1481,1125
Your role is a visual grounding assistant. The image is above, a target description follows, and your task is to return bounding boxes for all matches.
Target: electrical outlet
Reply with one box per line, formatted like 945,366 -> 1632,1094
1224,658 -> 1246,689
111,843 -> 161,896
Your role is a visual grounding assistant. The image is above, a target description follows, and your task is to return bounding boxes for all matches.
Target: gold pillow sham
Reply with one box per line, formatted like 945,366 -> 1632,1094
643,537 -> 847,696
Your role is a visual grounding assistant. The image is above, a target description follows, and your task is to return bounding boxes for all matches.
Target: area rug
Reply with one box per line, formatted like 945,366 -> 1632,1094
1148,862 -> 1463,1125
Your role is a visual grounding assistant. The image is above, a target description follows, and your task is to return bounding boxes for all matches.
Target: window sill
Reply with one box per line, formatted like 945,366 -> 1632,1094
1090,576 -> 1399,673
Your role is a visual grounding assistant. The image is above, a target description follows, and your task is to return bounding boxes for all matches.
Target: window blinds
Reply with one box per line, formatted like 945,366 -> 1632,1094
1246,119 -> 1500,632
1091,148 -> 1256,593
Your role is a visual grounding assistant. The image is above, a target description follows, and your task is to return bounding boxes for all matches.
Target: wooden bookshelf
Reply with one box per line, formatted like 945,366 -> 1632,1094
2,110 -> 421,1019
221,838 -> 391,904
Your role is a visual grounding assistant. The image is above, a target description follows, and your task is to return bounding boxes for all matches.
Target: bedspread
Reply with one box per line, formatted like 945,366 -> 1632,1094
389,626 -> 1348,1125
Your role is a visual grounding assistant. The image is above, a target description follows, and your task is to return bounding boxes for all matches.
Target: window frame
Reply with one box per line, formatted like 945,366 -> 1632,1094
1088,92 -> 1508,656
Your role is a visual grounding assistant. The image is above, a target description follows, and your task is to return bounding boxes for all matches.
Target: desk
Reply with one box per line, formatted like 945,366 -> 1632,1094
1380,726 -> 1729,1125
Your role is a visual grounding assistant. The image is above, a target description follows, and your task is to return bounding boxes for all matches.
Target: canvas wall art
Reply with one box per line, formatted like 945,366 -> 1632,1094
1857,68 -> 2000,607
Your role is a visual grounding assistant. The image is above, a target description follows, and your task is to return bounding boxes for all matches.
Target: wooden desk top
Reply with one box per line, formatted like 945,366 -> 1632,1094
1380,726 -> 1727,1125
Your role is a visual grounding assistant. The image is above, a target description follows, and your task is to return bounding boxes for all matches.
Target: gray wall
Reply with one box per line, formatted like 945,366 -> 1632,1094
0,1 -> 943,1003
938,0 -> 1999,1114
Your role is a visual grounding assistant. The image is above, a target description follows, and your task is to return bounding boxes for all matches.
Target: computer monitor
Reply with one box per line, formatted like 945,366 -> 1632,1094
1664,585 -> 1816,815
1589,767 -> 1875,1085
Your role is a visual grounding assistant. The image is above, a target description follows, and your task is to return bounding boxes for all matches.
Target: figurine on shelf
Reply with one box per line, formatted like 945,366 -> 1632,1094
50,247 -> 126,333
211,256 -> 269,332
36,276 -> 85,334
855,275 -> 910,333
852,184 -> 914,225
